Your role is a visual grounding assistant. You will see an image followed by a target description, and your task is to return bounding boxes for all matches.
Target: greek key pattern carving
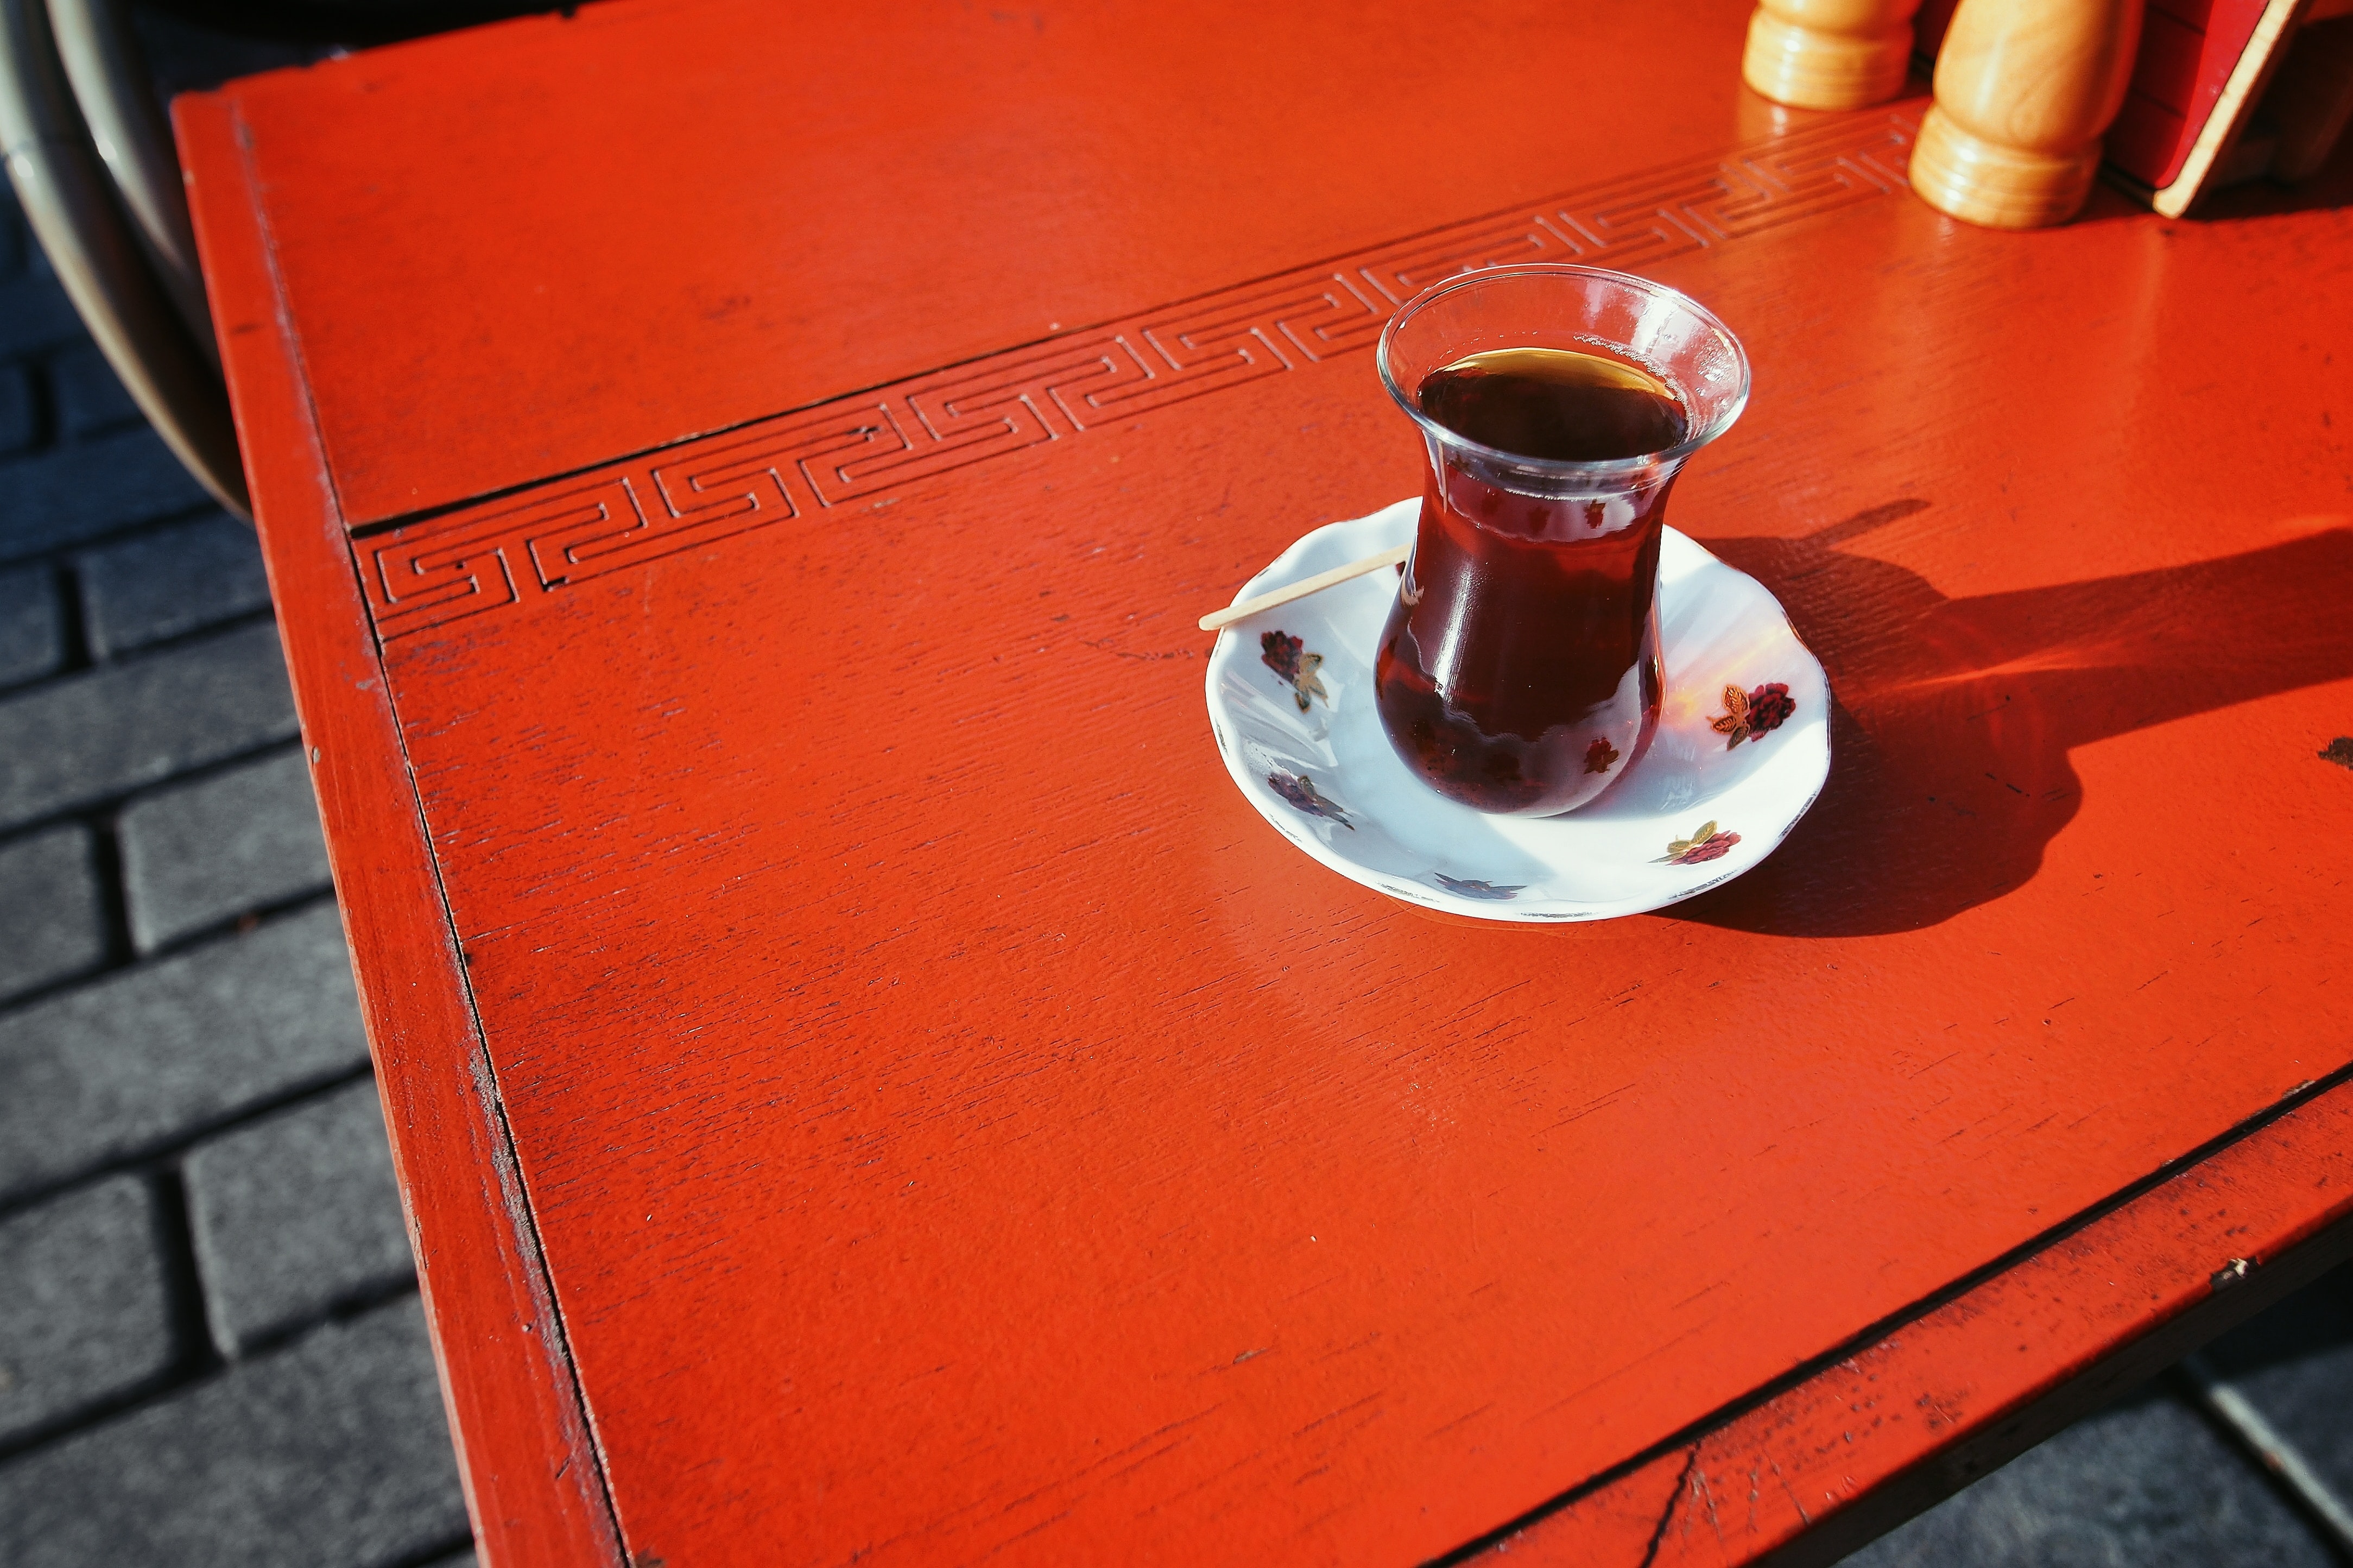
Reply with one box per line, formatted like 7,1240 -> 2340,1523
358,108 -> 1917,640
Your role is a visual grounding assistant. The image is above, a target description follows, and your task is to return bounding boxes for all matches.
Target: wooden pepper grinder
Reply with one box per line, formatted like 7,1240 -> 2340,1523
1743,0 -> 1926,111
1909,0 -> 2146,228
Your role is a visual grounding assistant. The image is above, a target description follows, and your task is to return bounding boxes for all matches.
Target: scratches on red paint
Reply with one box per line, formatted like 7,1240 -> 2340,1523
1292,1390 -> 1387,1439
1423,1403 -> 1494,1441
1638,1447 -> 1702,1568
1309,1329 -> 1384,1366
1545,1083 -> 1640,1132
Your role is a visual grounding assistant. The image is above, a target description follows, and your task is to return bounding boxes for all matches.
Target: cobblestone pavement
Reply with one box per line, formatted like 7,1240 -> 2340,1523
0,194 -> 475,1565
3,106 -> 2351,1568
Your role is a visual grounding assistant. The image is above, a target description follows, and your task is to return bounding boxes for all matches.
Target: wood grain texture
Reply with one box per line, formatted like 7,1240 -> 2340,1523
1488,1077 -> 2353,1565
1743,0 -> 1926,110
174,92 -> 624,1568
1911,0 -> 2146,226
190,0 -> 1782,529
373,173 -> 2349,1565
176,2 -> 2353,1563
346,106 -> 1918,636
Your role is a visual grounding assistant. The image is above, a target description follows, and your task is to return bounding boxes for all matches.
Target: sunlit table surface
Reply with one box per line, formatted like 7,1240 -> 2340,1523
174,2 -> 2353,1563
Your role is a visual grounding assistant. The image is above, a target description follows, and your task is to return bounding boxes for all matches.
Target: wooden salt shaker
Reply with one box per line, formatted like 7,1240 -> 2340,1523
1742,0 -> 1925,111
1909,0 -> 2146,228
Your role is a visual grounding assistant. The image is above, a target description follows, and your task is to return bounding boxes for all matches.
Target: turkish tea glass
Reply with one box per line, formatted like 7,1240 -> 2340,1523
1372,264 -> 1749,815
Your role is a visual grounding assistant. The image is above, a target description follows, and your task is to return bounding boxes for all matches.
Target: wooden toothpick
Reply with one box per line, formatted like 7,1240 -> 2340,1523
1198,543 -> 1409,633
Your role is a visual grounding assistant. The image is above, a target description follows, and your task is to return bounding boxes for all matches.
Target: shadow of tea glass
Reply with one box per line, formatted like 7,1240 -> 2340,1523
1374,264 -> 1750,815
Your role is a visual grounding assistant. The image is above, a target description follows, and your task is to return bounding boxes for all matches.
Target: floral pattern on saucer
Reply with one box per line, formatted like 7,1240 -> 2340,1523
1268,770 -> 1352,829
1710,682 -> 1797,749
1260,630 -> 1329,713
1658,821 -> 1741,865
1205,498 -> 1830,923
1434,875 -> 1525,901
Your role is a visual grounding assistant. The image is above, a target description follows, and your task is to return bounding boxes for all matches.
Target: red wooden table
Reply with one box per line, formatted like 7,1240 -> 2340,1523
174,2 -> 2353,1563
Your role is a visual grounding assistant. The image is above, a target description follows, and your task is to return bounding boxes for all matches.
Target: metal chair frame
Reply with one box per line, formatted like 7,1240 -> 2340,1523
0,0 -> 247,516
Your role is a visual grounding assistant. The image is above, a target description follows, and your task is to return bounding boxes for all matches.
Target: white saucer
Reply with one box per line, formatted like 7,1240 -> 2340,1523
1205,498 -> 1831,923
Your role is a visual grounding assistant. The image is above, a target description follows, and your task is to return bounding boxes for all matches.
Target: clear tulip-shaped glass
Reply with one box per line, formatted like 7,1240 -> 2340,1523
1374,264 -> 1750,815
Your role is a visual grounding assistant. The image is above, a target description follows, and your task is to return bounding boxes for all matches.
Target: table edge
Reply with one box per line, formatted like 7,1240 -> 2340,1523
175,91 -> 627,1568
1468,1070 -> 2353,1566
173,75 -> 2353,1568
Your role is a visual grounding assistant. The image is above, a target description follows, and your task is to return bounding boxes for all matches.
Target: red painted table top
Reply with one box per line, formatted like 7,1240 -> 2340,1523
175,2 -> 2353,1564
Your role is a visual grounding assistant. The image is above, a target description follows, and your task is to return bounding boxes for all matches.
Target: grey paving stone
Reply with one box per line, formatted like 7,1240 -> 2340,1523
0,426 -> 211,565
0,363 -> 34,456
0,561 -> 63,690
48,340 -> 141,440
0,271 -> 84,359
0,823 -> 108,1003
0,197 -> 24,277
1840,1388 -> 2332,1567
0,1175 -> 175,1443
0,902 -> 366,1203
425,1550 -> 479,1568
119,747 -> 329,952
0,1294 -> 466,1568
187,1077 -> 413,1356
75,510 -> 271,660
2196,1261 -> 2353,1504
0,619 -> 297,831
